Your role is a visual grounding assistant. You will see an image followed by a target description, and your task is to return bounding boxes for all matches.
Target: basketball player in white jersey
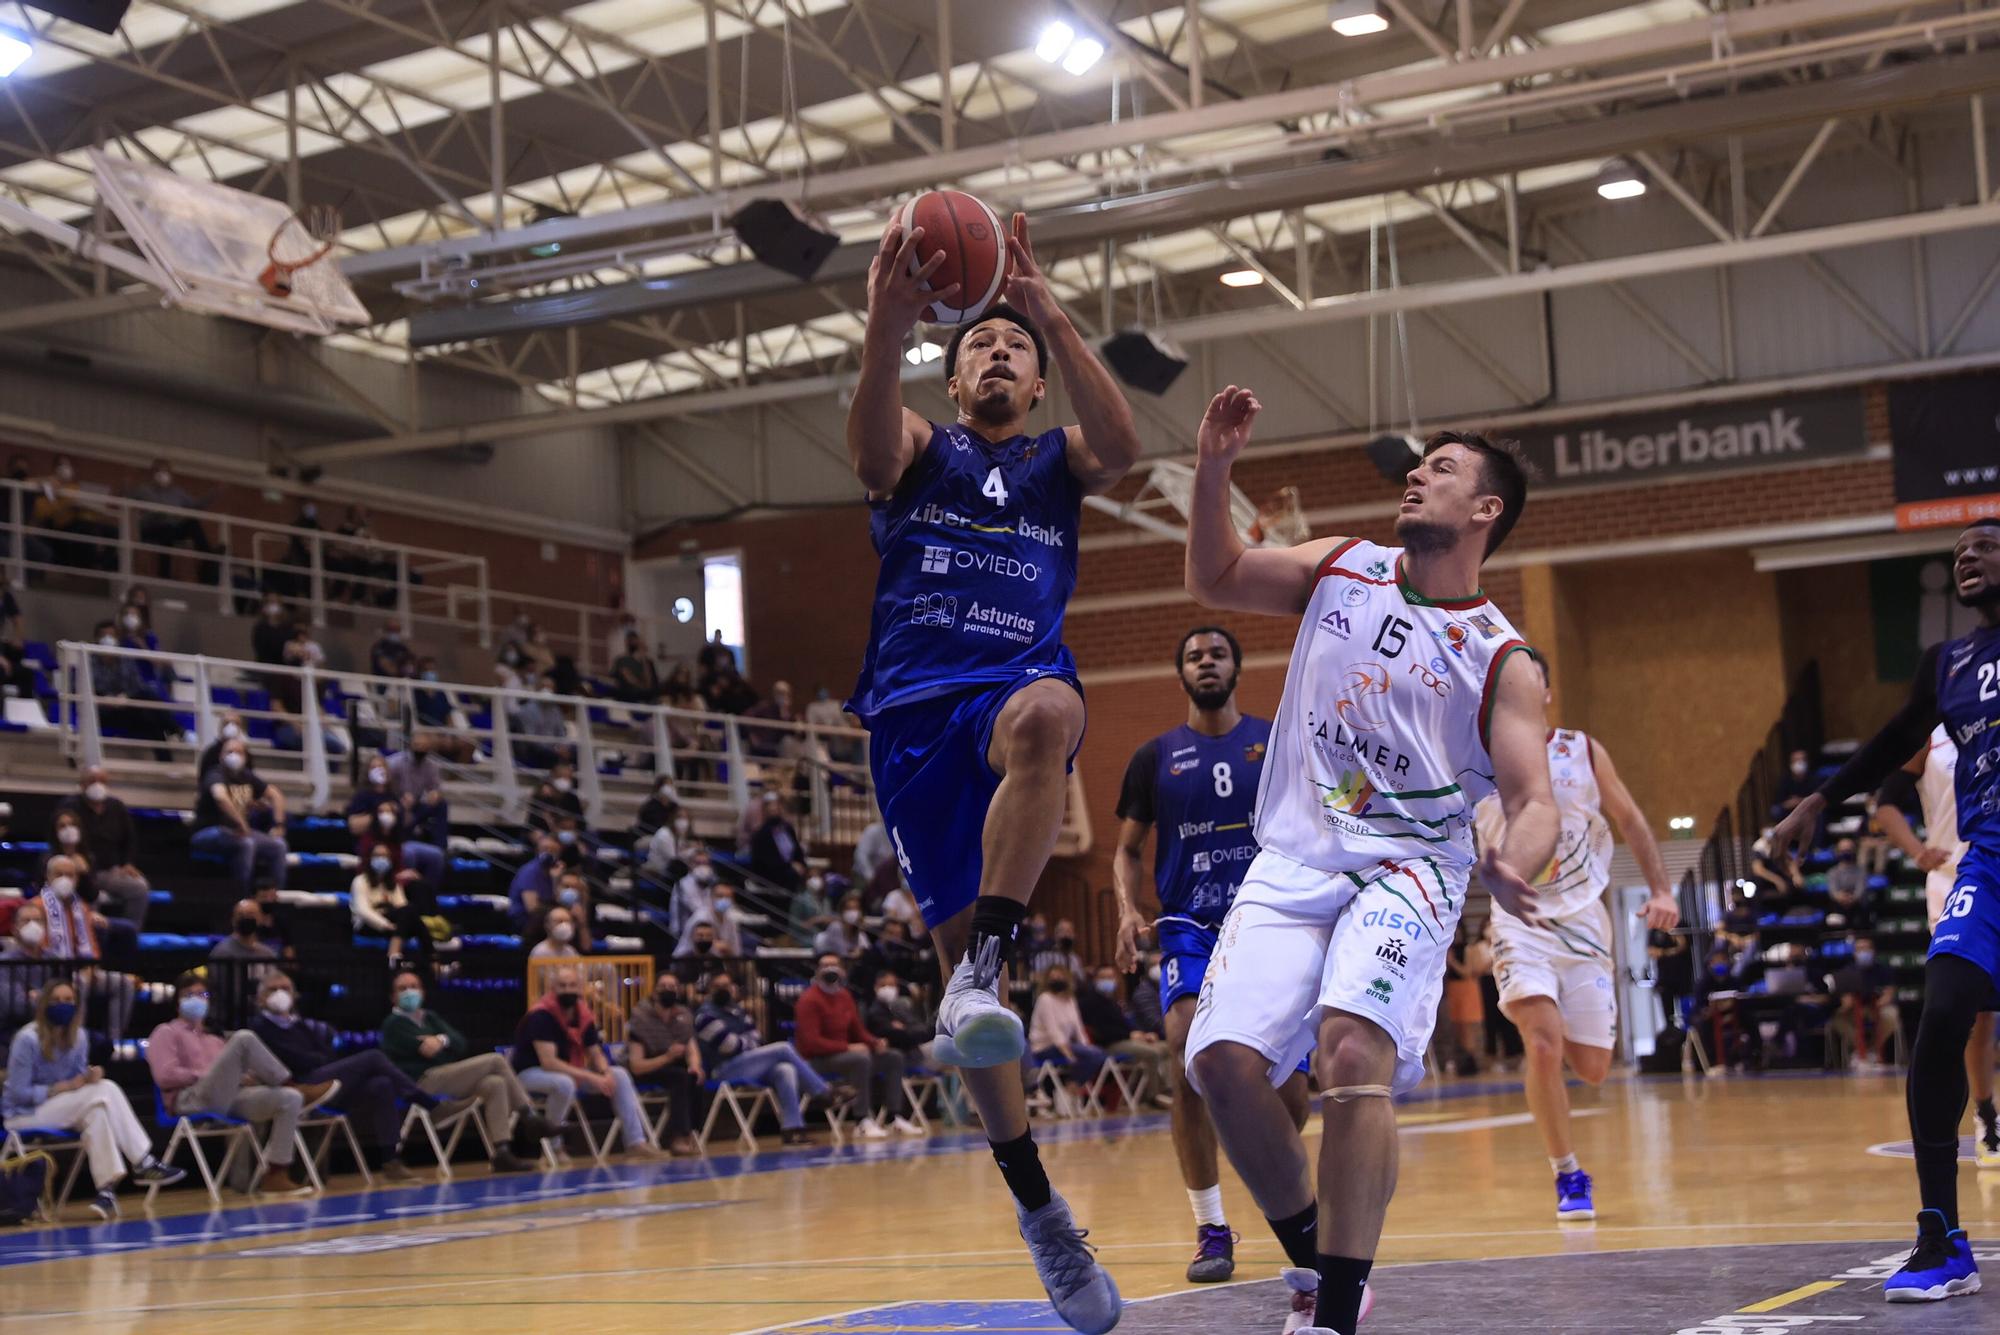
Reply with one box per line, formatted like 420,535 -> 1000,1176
1473,658 -> 1680,1221
1875,726 -> 2000,1168
1182,387 -> 1558,1335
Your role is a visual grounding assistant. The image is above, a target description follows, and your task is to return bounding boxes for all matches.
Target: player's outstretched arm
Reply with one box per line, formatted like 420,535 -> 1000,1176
1184,385 -> 1341,615
849,222 -> 954,496
999,214 -> 1141,495
1771,641 -> 1944,860
1873,749 -> 1948,870
1481,652 -> 1558,925
1590,737 -> 1678,932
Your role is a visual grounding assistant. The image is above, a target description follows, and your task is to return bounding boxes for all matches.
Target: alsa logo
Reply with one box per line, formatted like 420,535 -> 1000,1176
1319,609 -> 1353,639
1360,907 -> 1424,938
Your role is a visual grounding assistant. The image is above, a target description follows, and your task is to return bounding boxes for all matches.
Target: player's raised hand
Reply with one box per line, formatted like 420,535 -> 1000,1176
1636,890 -> 1680,933
866,221 -> 956,338
1002,212 -> 1059,327
1197,385 -> 1262,467
1113,903 -> 1146,975
1479,844 -> 1541,927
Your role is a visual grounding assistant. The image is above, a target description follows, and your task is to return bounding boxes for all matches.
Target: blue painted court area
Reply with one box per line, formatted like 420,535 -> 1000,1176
770,1301 -> 1064,1333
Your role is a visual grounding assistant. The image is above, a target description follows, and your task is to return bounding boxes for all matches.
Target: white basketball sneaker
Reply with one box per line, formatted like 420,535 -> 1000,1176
932,937 -> 1026,1069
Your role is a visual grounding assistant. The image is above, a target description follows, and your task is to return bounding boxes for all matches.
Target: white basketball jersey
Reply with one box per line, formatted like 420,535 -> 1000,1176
1475,728 -> 1613,921
1254,538 -> 1533,877
1917,723 -> 1967,878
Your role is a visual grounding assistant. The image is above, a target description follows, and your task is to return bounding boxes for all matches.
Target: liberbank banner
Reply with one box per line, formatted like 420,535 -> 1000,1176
1511,391 -> 1869,492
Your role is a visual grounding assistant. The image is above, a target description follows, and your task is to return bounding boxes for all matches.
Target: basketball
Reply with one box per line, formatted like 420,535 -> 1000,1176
896,189 -> 1009,327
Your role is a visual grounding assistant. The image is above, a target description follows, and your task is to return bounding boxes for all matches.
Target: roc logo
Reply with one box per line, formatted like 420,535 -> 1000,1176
1320,768 -> 1375,814
1365,977 -> 1395,1004
1468,611 -> 1502,639
1244,741 -> 1267,765
1366,558 -> 1391,579
1375,937 -> 1410,971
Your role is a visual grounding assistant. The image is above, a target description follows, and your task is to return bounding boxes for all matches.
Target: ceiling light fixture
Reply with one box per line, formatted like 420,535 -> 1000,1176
1596,158 -> 1647,200
1036,20 -> 1104,76
0,29 -> 30,78
1219,269 -> 1265,288
1328,1 -> 1389,38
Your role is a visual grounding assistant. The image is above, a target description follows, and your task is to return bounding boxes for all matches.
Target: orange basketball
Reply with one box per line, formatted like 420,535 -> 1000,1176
896,189 -> 1009,327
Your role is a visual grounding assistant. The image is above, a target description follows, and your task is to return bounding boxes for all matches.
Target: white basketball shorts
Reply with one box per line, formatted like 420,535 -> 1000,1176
1184,847 -> 1467,1098
1489,898 -> 1617,1051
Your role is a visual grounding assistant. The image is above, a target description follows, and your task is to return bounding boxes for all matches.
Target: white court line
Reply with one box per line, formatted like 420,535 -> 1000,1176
723,1299 -> 918,1335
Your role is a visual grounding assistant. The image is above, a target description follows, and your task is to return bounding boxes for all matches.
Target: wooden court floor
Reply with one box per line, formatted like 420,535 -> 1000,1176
3,1070 -> 1997,1333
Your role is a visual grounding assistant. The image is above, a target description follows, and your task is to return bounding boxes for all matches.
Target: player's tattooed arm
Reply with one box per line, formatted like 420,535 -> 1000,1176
851,221 -> 950,496
1482,652 -> 1557,925
1590,737 -> 1679,932
1185,385 -> 1343,614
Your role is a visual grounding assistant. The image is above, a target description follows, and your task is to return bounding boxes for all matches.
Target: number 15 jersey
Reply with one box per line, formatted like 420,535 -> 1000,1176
1254,538 -> 1534,877
848,422 -> 1082,724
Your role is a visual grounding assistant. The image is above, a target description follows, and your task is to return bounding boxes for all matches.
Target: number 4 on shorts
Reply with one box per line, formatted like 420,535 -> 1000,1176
893,826 -> 915,876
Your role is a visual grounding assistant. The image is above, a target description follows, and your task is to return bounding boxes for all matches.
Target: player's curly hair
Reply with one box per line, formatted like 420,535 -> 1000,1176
1422,431 -> 1533,556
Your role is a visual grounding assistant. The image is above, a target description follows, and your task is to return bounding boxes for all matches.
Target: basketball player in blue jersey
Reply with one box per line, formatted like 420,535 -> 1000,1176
1769,519 -> 2000,1303
846,214 -> 1141,1334
1112,625 -> 1308,1285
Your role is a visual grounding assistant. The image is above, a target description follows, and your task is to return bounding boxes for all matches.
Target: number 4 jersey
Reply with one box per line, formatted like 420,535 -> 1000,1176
848,421 -> 1082,723
1254,538 -> 1534,878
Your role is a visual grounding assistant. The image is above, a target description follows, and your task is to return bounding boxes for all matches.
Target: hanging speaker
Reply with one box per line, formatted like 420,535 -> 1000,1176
21,0 -> 131,34
731,199 -> 839,282
1365,433 -> 1422,482
1100,328 -> 1188,396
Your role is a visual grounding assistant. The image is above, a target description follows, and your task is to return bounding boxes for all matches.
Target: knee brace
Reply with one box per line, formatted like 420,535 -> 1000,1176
1324,1084 -> 1392,1103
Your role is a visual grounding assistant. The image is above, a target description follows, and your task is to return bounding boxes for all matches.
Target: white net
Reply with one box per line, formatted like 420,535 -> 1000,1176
1146,459 -> 1299,547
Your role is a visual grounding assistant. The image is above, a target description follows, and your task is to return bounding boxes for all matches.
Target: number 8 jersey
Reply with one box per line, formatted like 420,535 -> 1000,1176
849,422 -> 1083,722
1254,538 -> 1534,877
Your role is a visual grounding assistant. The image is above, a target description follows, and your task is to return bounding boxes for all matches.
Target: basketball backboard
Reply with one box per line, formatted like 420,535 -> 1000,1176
88,150 -> 370,337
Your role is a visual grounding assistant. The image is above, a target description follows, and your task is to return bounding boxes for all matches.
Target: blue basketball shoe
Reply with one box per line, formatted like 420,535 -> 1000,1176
1555,1169 -> 1595,1221
1017,1191 -> 1121,1333
1884,1210 -> 1981,1302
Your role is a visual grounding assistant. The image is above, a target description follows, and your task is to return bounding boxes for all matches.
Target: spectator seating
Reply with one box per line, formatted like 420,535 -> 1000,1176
0,1122 -> 89,1214
697,1077 -> 778,1155
145,1088 -> 300,1207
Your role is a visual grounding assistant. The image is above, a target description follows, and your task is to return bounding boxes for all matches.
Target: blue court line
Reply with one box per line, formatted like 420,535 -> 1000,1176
0,1073 -> 1577,1269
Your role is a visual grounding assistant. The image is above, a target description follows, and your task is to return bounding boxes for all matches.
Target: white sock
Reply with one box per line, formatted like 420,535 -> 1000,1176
1550,1153 -> 1580,1176
1188,1183 -> 1226,1228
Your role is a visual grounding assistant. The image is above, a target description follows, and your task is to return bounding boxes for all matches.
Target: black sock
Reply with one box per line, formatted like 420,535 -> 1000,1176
991,1131 -> 1052,1212
1978,1096 -> 1997,1124
1313,1254 -> 1374,1333
969,896 -> 1029,970
1267,1201 -> 1319,1269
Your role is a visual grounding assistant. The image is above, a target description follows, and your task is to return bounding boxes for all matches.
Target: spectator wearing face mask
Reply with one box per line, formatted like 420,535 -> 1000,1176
509,673 -> 573,768
354,796 -> 446,893
531,886 -> 593,956
29,454 -> 115,570
643,805 -> 695,892
876,877 -> 921,931
248,970 -> 439,1182
788,871 -> 835,944
193,737 -> 288,896
88,619 -> 174,748
193,712 -> 248,783
1825,837 -> 1872,928
670,851 -> 722,936
871,916 -> 932,984
5,981 -> 186,1218
126,457 -> 220,581
750,793 -> 808,894
147,973 -> 335,1196
379,971 -> 554,1173
1,903 -> 60,1031
1830,935 -> 1900,1070
58,767 -> 150,930
43,811 -> 139,970
1026,919 -> 1085,982
529,761 -> 586,833
864,973 -> 936,1065
208,897 -> 279,1023
412,661 -> 458,730
736,783 -> 780,855
626,974 -> 701,1155
508,834 -> 563,933
695,974 -> 827,1146
510,966 -> 663,1157
530,905 -> 584,960
32,853 -> 134,1042
633,778 -> 682,847
369,620 -> 417,681
1028,967 -> 1105,1090
814,893 -> 871,960
114,599 -> 175,693
1076,966 -> 1173,1108
387,731 -> 452,847
793,954 -> 921,1139
673,919 -> 736,962
675,874 -> 742,958
350,846 -> 433,957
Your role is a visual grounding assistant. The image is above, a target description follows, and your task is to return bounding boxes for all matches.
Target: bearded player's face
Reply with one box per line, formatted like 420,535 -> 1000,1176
950,319 -> 1044,425
1395,442 -> 1496,553
1954,522 -> 2000,608
1180,633 -> 1238,710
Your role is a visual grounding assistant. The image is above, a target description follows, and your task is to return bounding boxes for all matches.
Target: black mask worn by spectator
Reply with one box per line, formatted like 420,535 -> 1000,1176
235,915 -> 260,937
557,990 -> 580,1008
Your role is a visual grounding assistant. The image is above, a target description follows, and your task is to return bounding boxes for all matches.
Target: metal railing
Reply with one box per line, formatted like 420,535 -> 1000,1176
53,639 -> 878,840
2,475 -> 663,673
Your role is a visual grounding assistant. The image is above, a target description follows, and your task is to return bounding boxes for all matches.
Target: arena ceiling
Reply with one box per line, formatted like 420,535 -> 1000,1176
4,0 -> 2000,489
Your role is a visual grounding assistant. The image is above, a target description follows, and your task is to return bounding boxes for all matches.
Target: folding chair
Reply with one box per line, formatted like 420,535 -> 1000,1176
398,1100 -> 482,1182
533,1082 -> 623,1165
146,1088 -> 264,1206
1085,1055 -> 1151,1117
900,1066 -> 965,1132
1031,1061 -> 1082,1119
697,1078 -> 776,1154
299,1104 -> 372,1190
432,1096 -> 560,1172
1,1124 -> 89,1215
635,1078 -> 705,1153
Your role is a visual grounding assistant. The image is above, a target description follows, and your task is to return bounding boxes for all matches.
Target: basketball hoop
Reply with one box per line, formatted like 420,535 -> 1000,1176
1251,486 -> 1312,547
258,204 -> 341,299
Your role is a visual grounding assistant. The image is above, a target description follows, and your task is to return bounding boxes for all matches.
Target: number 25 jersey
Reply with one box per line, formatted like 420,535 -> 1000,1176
848,422 -> 1082,723
1254,538 -> 1534,876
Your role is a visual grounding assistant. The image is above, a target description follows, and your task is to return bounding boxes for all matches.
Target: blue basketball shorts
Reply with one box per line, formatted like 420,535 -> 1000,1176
1930,844 -> 2000,1001
866,670 -> 1083,930
1158,912 -> 1310,1076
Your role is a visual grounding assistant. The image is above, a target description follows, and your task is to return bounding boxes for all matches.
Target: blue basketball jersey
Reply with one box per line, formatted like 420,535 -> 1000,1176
849,422 -> 1082,721
1118,717 -> 1271,928
1938,623 -> 2000,853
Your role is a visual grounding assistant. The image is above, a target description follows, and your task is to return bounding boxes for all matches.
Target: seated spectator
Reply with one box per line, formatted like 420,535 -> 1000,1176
788,872 -> 835,945
852,818 -> 893,893
626,973 -> 700,1155
248,970 -> 437,1181
379,971 -> 554,1172
88,620 -> 174,748
46,809 -> 139,969
1,602 -> 38,706
125,456 -> 219,581
272,500 -> 321,600
673,919 -> 736,962
697,629 -> 736,683
529,762 -> 588,843
633,777 -> 682,847
5,981 -> 185,1218
508,834 -> 562,932
1775,748 -> 1816,817
350,849 -> 433,958
249,884 -> 293,959
1825,838 -> 1870,927
146,972 -> 335,1196
387,732 -> 452,847
192,737 -> 289,897
251,598 -> 302,712
1078,965 -> 1172,1107
643,808 -> 694,894
694,972 -> 828,1146
872,916 -> 931,985
0,902 -> 59,1032
355,794 -> 446,892
864,973 -> 935,1064
750,792 -> 808,894
511,676 -> 574,769
333,504 -> 399,607
706,668 -> 759,715
115,599 -> 174,693
1028,966 -> 1105,1089
193,710 -> 248,783
670,847 -> 722,936
877,877 -> 921,931
30,454 -> 116,569
736,783 -> 781,855
516,618 -> 557,681
1749,832 -> 1805,908
58,766 -> 151,930
1830,935 -> 1900,1069
530,905 -> 583,960
32,854 -> 134,1042
611,633 -> 664,705
209,897 -> 279,1024
815,892 -> 871,960
507,966 -> 659,1157
369,619 -> 417,681
412,659 -> 457,729
793,953 -> 919,1138
743,680 -> 802,758
1027,919 -> 1085,981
